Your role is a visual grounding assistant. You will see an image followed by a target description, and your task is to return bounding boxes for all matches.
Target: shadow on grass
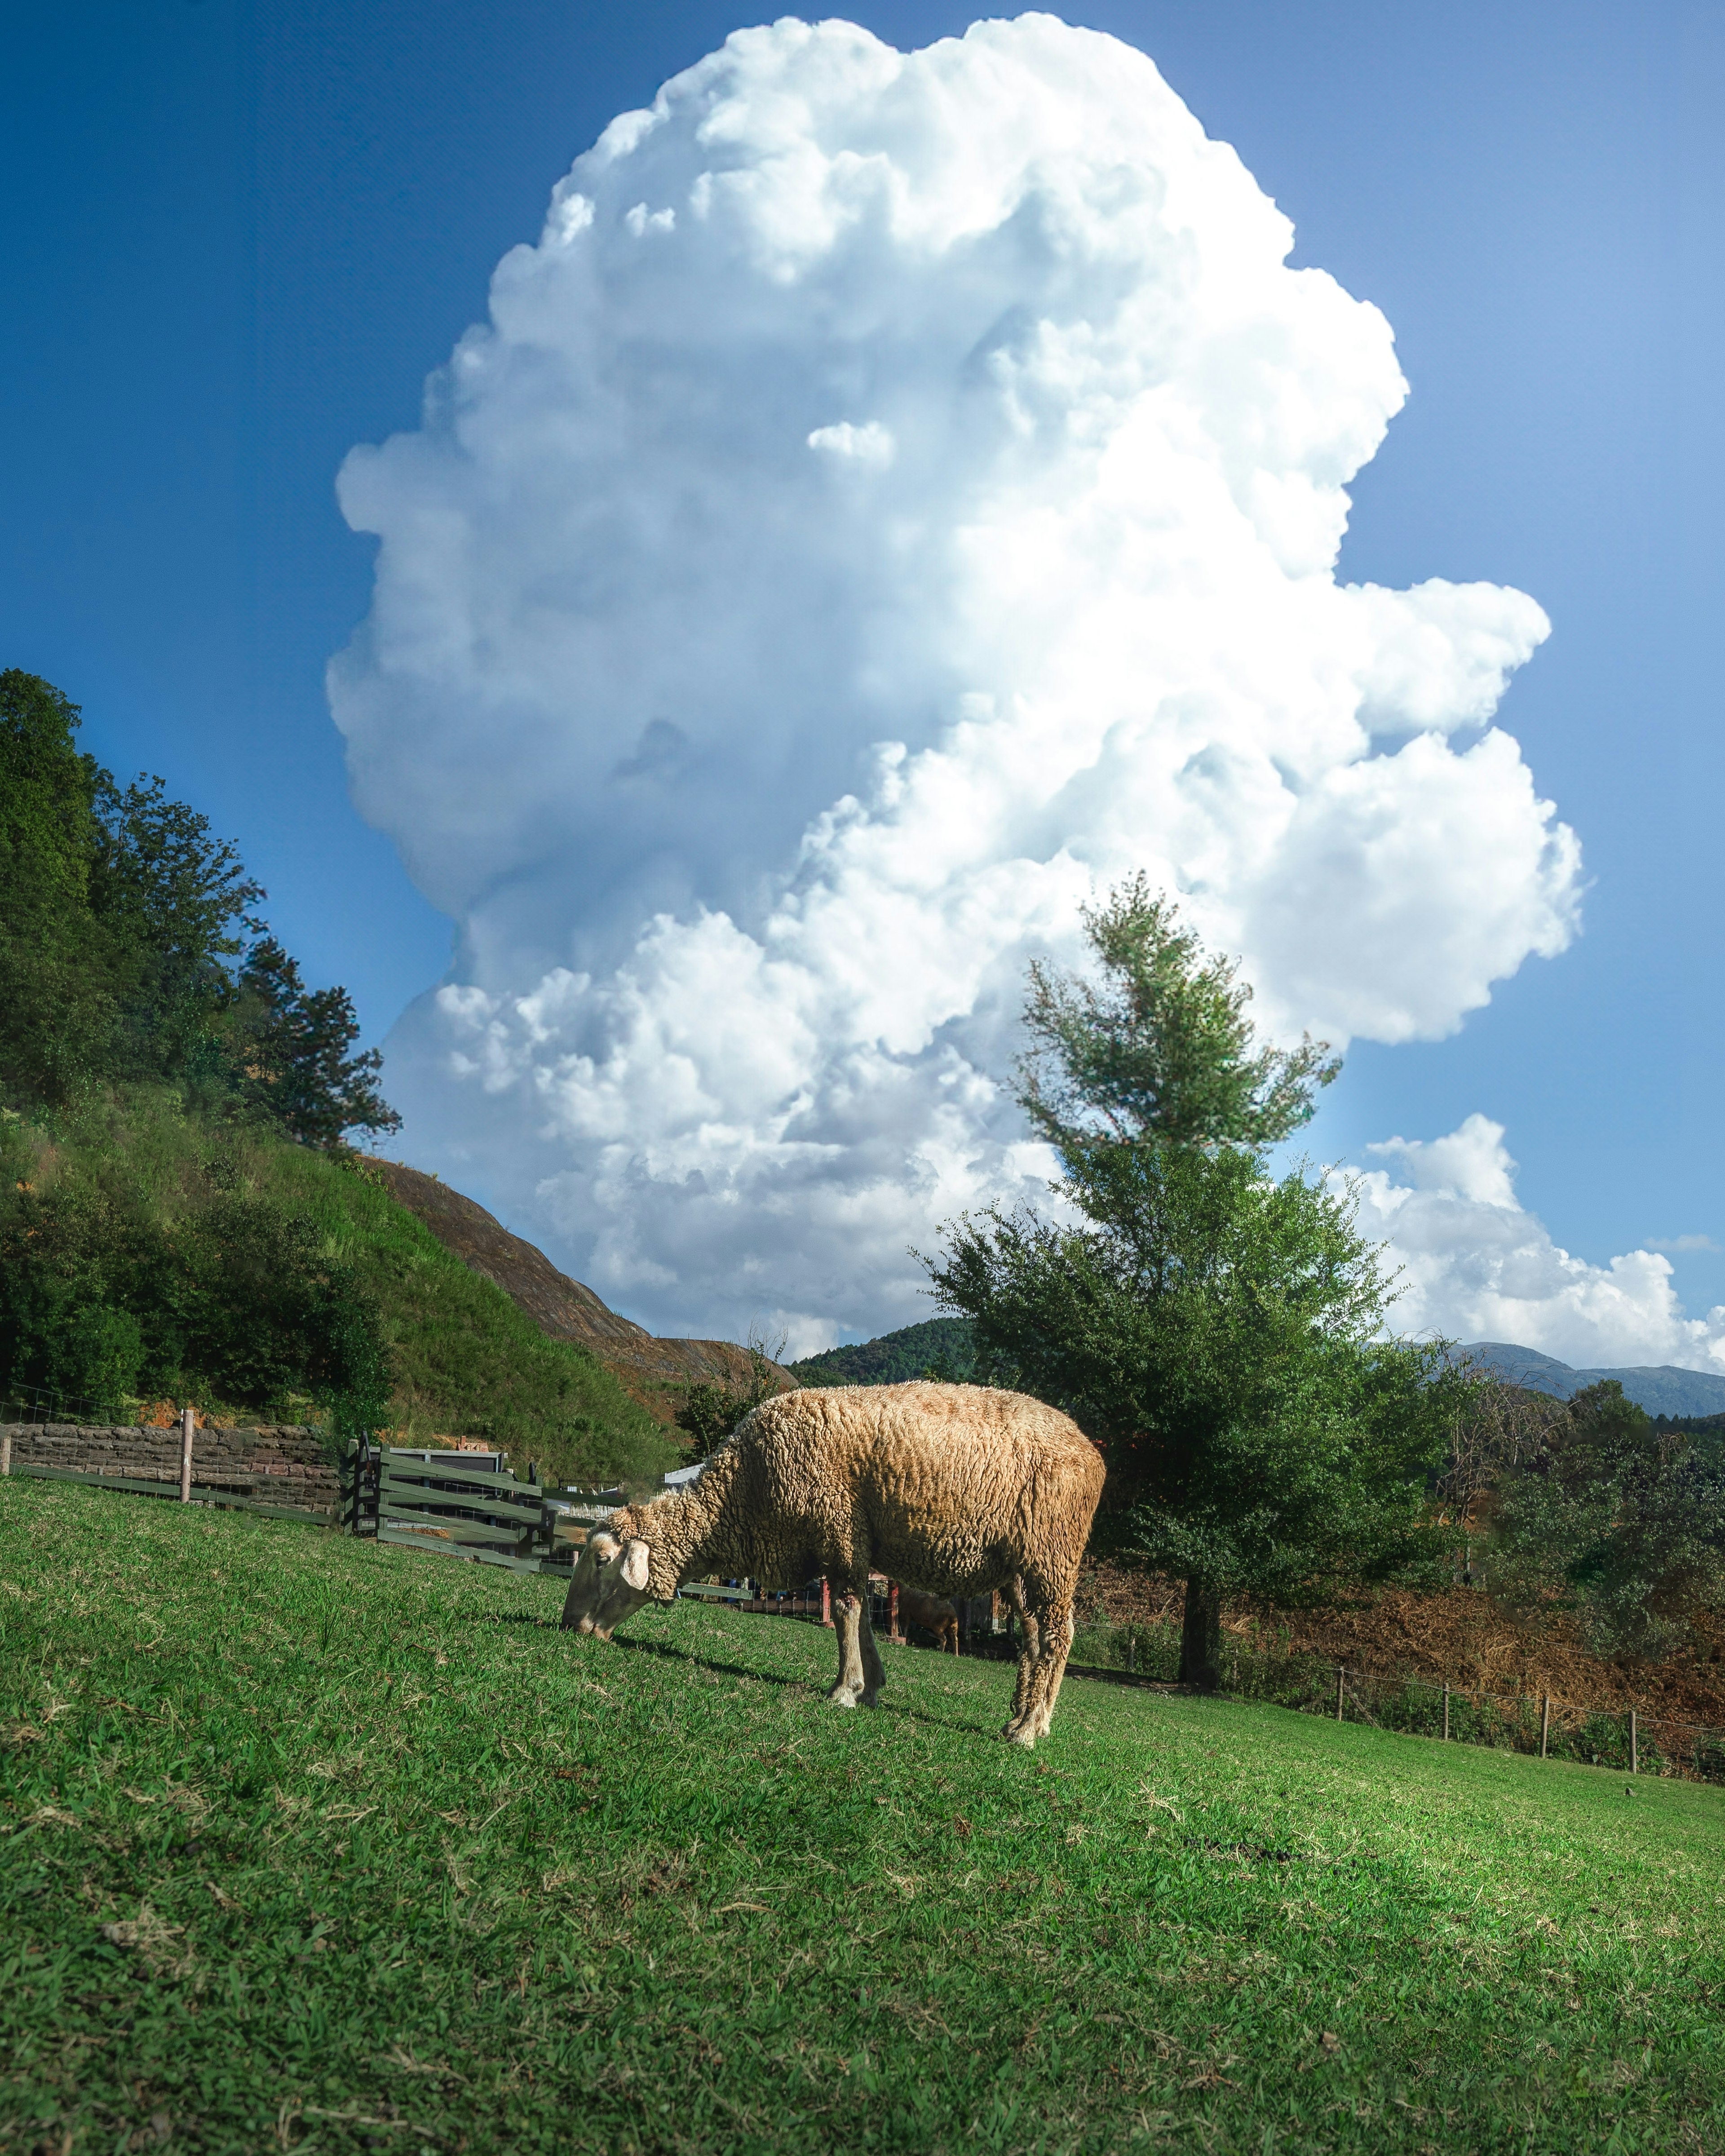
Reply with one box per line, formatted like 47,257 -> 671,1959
602,1629 -> 1016,1741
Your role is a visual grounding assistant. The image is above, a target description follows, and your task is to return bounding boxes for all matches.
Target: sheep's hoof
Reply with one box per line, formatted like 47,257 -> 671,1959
826,1688 -> 861,1709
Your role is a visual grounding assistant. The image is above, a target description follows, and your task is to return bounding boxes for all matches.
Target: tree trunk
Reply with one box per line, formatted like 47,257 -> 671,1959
1180,1576 -> 1222,1691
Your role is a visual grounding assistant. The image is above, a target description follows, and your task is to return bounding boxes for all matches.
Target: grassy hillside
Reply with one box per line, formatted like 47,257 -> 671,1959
4,1480 -> 1721,2154
790,1315 -> 976,1387
2,1093 -> 677,1487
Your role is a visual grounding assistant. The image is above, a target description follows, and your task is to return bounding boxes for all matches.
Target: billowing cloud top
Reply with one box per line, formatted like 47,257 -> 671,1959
332,13 -> 1581,1353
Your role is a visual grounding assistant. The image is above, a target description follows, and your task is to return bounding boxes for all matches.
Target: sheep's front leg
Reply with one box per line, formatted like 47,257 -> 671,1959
858,1595 -> 886,1708
827,1590 -> 867,1707
1017,1603 -> 1075,1746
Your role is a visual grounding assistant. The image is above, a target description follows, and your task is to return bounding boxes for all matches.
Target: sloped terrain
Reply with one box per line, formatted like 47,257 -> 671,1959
788,1315 -> 976,1387
0,1093 -> 676,1487
371,1160 -> 796,1422
4,1479 -> 1722,2155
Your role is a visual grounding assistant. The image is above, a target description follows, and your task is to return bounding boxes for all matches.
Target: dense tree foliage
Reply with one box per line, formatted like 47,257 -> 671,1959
1491,1380 -> 1725,1657
0,671 -> 115,1103
674,1333 -> 788,1464
234,939 -> 400,1147
0,671 -> 395,1146
0,669 -> 400,1431
928,884 -> 1449,1687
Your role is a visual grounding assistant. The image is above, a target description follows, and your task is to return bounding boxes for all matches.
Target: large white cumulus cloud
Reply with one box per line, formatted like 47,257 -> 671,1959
332,13 -> 1582,1349
1354,1118 -> 1725,1373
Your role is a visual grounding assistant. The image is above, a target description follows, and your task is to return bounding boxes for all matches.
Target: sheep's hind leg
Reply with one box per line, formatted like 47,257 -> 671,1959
1000,1576 -> 1041,1744
827,1589 -> 866,1707
858,1595 -> 887,1708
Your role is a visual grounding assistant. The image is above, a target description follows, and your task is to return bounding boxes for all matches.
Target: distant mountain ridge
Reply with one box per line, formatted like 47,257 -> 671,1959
791,1322 -> 1725,1423
1457,1342 -> 1725,1419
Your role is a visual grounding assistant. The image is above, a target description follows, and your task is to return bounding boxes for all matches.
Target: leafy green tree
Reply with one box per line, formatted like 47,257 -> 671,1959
926,881 -> 1446,1688
926,1141 -> 1453,1687
675,1331 -> 788,1465
1491,1381 -> 1725,1658
89,770 -> 263,1084
1018,873 -> 1338,1163
232,937 -> 400,1148
1,671 -> 395,1146
0,671 -> 117,1103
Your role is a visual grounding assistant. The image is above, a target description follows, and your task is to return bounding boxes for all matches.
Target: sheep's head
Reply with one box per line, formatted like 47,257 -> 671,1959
561,1529 -> 653,1638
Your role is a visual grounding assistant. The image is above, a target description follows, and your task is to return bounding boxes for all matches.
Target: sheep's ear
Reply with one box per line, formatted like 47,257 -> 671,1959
620,1540 -> 651,1591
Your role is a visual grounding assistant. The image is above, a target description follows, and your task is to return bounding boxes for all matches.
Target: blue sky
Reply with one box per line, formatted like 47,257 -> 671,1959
6,1 -> 1723,1343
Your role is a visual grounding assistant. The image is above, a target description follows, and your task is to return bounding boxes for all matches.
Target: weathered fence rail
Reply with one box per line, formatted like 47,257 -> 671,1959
1,1416 -> 340,1521
341,1440 -> 622,1575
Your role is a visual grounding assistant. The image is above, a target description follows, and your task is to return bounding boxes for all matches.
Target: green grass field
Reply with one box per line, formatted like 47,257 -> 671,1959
3,1481 -> 1722,2155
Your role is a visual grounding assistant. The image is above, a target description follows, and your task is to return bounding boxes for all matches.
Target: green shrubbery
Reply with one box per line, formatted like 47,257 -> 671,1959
0,1085 -> 674,1482
1490,1377 -> 1725,1658
0,1110 -> 379,1417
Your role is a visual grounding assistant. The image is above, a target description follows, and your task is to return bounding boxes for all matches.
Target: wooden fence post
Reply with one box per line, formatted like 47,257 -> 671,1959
178,1405 -> 194,1504
1442,1683 -> 1450,1741
1335,1666 -> 1345,1722
0,1428 -> 10,1478
889,1580 -> 901,1640
821,1577 -> 833,1629
1540,1693 -> 1551,1759
1630,1709 -> 1638,1775
1126,1633 -> 1137,1676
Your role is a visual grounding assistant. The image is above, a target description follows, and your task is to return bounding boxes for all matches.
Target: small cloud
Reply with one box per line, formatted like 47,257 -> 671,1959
807,420 -> 895,468
1645,1234 -> 1721,1255
1364,1115 -> 1517,1208
609,718 -> 690,786
624,203 -> 675,236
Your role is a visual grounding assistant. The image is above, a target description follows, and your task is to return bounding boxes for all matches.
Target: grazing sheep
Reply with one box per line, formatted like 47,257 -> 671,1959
560,1381 -> 1105,1747
893,1584 -> 960,1655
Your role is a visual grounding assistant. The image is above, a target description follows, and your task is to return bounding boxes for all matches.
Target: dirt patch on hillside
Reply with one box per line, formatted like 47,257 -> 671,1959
368,1160 -> 797,1423
1080,1558 -> 1725,1726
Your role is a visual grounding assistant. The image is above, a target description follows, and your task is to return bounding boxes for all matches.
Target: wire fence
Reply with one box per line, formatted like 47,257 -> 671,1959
0,1382 -> 145,1427
1066,1615 -> 1725,1784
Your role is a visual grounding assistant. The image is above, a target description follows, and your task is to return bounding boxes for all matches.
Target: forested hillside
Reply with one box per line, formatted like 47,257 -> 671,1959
788,1315 -> 976,1387
0,669 -> 675,1486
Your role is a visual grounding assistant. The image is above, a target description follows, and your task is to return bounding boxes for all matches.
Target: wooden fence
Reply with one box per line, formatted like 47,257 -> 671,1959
341,1440 -> 621,1574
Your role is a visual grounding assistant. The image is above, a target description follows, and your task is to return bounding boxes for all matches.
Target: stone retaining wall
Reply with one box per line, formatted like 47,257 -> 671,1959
1,1423 -> 340,1517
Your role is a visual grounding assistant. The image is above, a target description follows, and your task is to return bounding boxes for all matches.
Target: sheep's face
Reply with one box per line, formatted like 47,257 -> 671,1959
563,1531 -> 652,1639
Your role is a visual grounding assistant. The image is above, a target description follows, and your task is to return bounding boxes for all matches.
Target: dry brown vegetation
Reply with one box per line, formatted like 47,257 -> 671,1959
1080,1558 -> 1725,1725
